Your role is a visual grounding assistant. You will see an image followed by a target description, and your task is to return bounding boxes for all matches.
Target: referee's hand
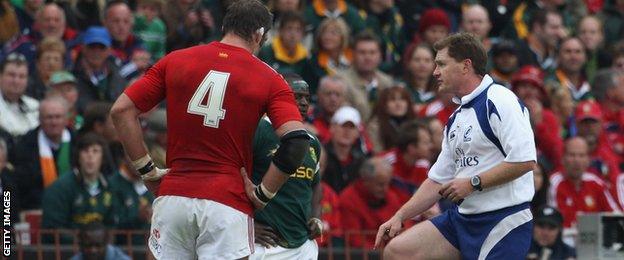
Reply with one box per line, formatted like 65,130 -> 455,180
374,215 -> 402,249
438,178 -> 473,205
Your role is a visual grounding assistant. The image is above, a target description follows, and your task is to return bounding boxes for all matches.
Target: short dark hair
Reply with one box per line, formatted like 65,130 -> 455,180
81,102 -> 112,134
396,120 -> 430,152
592,69 -> 619,102
433,32 -> 487,76
222,0 -> 273,43
278,11 -> 305,30
73,132 -> 107,169
530,10 -> 561,30
352,30 -> 381,51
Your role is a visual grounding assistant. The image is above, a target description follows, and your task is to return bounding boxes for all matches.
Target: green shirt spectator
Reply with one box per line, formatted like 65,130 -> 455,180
41,133 -> 115,244
360,4 -> 404,73
304,0 -> 366,37
134,0 -> 167,61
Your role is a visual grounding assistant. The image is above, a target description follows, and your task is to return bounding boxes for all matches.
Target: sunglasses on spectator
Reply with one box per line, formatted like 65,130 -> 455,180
4,52 -> 27,62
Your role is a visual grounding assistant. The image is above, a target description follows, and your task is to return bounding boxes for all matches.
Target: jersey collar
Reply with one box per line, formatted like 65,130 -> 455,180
453,74 -> 494,106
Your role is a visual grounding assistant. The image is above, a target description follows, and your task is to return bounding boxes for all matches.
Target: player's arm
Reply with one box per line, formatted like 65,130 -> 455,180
111,94 -> 168,193
242,121 -> 311,209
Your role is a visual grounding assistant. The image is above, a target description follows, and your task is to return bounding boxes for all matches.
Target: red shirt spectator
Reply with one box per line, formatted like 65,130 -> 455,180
317,182 -> 341,247
418,93 -> 457,125
338,157 -> 406,249
339,180 -> 403,249
548,171 -> 619,228
380,148 -> 430,202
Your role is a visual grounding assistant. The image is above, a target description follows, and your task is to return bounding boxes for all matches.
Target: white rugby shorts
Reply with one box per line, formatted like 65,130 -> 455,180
250,239 -> 318,260
149,195 -> 254,260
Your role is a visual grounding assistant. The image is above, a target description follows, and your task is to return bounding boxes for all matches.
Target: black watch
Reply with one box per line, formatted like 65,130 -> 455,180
470,175 -> 483,191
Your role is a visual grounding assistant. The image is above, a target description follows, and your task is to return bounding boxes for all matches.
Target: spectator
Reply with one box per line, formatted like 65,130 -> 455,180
310,17 -> 352,80
69,223 -> 131,260
0,0 -> 20,43
379,121 -> 432,201
308,75 -> 348,143
339,156 -> 405,249
72,26 -> 128,113
577,16 -> 610,82
592,69 -> 624,133
266,0 -> 305,46
360,0 -> 404,73
14,0 -> 44,34
47,71 -> 82,130
0,138 -> 19,223
162,0 -> 215,52
549,83 -> 576,138
62,0 -> 105,31
318,181 -> 342,247
599,0 -> 624,46
33,3 -> 78,45
417,91 -> 457,125
258,11 -> 313,82
323,106 -> 370,193
516,10 -> 564,71
26,37 -> 66,100
503,0 -> 579,40
423,116 -> 443,161
13,96 -> 73,210
408,8 -> 450,49
488,40 -> 520,88
303,0 -> 365,37
0,52 -> 39,137
145,108 -> 167,168
134,0 -> 167,61
461,4 -> 493,51
366,86 -> 416,153
512,65 -> 563,171
103,0 -> 144,64
109,155 -> 154,245
575,100 -> 621,189
79,102 -> 120,176
527,206 -> 576,260
548,137 -> 619,245
42,133 -> 115,243
339,31 -> 393,120
400,44 -> 436,107
531,162 -> 550,213
546,37 -> 592,102
612,42 -> 624,73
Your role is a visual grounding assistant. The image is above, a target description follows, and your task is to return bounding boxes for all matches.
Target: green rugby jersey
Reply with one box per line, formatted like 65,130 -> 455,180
252,117 -> 321,248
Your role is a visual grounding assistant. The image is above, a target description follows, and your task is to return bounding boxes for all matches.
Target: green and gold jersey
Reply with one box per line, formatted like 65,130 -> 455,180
252,117 -> 321,248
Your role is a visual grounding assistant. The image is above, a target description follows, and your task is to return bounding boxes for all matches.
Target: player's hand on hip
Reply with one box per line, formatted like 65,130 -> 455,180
254,222 -> 280,248
240,167 -> 267,210
144,179 -> 162,195
439,178 -> 473,205
374,214 -> 402,249
307,218 -> 323,239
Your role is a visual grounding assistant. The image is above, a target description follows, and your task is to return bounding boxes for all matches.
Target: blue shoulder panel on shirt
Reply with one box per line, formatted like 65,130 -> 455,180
462,84 -> 507,157
446,109 -> 460,138
487,99 -> 501,121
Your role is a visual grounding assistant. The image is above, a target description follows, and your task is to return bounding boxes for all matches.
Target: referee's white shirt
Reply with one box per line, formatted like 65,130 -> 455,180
428,75 -> 536,214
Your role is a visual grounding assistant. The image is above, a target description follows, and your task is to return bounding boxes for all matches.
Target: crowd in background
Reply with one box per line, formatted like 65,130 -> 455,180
1,0 -> 624,256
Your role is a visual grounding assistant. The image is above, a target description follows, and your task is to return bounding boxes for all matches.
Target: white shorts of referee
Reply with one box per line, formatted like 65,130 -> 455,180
148,195 -> 254,260
250,239 -> 318,260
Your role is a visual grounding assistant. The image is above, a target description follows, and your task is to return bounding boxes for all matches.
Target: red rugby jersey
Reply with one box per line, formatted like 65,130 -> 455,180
124,42 -> 302,215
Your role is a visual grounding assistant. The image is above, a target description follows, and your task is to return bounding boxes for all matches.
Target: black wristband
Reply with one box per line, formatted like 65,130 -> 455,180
137,161 -> 155,175
254,186 -> 271,203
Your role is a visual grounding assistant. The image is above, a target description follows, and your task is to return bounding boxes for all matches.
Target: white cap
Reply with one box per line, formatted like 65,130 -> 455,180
331,106 -> 361,126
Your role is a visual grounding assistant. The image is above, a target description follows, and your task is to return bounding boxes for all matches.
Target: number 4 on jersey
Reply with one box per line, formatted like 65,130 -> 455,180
187,70 -> 229,128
